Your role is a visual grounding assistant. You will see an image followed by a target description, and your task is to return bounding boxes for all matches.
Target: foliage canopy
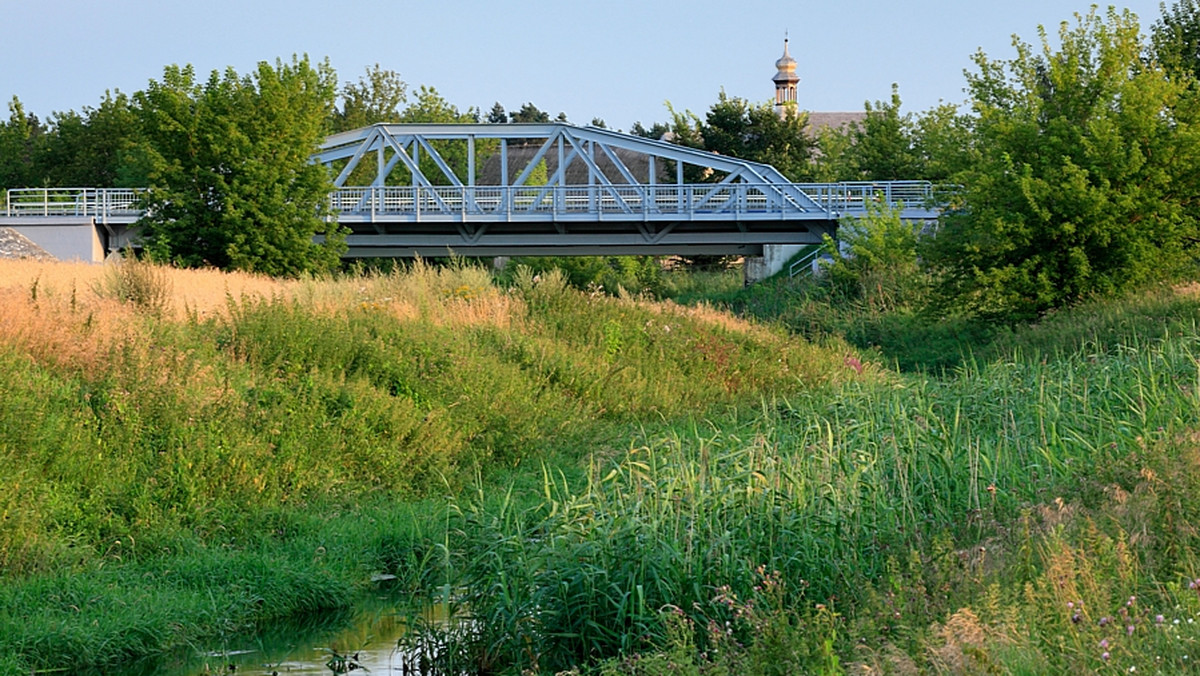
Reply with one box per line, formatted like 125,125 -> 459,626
926,8 -> 1200,321
130,57 -> 346,276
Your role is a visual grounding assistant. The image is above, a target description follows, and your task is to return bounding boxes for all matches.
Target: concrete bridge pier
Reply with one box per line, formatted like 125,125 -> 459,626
5,217 -> 107,262
744,244 -> 804,284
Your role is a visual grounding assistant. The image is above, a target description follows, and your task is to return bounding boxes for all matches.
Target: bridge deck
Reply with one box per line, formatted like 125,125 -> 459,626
1,123 -> 945,260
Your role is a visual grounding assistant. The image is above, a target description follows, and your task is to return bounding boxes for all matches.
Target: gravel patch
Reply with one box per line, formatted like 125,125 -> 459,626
0,227 -> 55,260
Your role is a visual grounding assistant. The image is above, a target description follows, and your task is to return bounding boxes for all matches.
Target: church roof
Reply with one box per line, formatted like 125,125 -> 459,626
807,112 -> 867,132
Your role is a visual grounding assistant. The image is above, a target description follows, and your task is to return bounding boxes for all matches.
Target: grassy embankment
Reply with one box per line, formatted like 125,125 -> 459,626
4,258 -> 1200,674
0,258 -> 847,675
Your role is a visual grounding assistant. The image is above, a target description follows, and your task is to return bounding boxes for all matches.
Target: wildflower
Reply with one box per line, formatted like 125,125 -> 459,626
1100,639 -> 1110,649
1100,616 -> 1111,627
1103,652 -> 1111,661
1128,596 -> 1137,606
1129,667 -> 1136,673
1157,615 -> 1165,624
1072,613 -> 1082,624
1068,601 -> 1075,609
1127,625 -> 1135,636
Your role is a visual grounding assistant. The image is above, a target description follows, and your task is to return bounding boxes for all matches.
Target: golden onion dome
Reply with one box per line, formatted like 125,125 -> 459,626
773,39 -> 799,84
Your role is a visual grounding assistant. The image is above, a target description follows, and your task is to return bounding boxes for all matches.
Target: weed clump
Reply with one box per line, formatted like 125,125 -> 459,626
94,254 -> 172,315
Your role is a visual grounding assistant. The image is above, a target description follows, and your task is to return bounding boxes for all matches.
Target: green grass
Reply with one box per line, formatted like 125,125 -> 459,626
0,261 -> 853,674
6,259 -> 1200,674
432,325 -> 1200,672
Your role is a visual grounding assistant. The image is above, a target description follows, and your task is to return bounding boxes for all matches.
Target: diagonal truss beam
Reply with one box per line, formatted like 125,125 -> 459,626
313,122 -> 829,216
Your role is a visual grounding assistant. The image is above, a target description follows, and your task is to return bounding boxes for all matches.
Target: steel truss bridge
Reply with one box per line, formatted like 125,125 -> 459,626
3,122 -> 942,259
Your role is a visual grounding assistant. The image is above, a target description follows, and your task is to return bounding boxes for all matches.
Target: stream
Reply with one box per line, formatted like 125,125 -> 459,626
109,594 -> 450,676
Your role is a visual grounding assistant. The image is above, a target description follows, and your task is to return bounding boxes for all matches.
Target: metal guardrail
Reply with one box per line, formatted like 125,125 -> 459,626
4,188 -> 143,220
6,181 -> 939,222
788,245 -> 826,279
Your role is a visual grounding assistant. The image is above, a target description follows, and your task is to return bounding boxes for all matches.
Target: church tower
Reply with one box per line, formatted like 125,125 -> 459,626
773,37 -> 800,117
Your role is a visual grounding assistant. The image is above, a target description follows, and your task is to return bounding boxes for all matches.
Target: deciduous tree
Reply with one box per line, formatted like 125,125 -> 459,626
131,57 -> 345,276
0,98 -> 43,191
332,64 -> 407,132
927,8 -> 1200,320
1153,0 -> 1200,80
37,91 -> 140,188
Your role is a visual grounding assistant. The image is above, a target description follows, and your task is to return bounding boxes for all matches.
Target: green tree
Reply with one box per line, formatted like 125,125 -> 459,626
911,102 -> 974,183
1153,0 -> 1200,80
821,201 -> 925,312
36,91 -> 141,188
630,120 -> 669,139
927,8 -> 1200,321
510,102 -> 550,123
699,91 -> 815,181
842,85 -> 922,181
0,97 -> 43,190
332,64 -> 407,132
130,57 -> 345,276
487,102 -> 508,124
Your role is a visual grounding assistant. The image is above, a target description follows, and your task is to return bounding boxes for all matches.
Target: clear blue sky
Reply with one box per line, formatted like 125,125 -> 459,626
1,0 -> 1168,131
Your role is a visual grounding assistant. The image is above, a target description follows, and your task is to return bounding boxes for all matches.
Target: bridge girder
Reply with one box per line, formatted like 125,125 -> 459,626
312,122 -> 828,215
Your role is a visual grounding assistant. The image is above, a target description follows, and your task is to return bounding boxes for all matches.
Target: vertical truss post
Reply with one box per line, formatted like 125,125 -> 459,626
468,135 -> 476,188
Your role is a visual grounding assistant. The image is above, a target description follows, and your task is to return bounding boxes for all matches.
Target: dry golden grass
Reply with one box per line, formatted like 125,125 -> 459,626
0,287 -> 141,373
0,259 -> 296,320
293,260 -> 526,329
926,608 -> 993,674
632,296 -> 782,339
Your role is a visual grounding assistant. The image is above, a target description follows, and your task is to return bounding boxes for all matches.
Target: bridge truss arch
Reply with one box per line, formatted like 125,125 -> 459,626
312,122 -> 937,258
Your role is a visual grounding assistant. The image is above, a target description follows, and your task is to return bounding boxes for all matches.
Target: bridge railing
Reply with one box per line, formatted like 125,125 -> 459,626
328,181 -> 936,219
7,181 -> 939,221
4,188 -> 143,219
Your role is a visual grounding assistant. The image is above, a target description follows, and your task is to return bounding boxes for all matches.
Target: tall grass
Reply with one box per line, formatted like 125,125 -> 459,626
7,257 -> 1200,674
0,258 -> 858,674
434,323 -> 1200,672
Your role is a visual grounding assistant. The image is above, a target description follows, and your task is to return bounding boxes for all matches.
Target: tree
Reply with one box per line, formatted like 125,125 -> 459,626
821,201 -> 926,312
630,120 -> 669,139
36,91 -> 141,188
510,102 -> 550,123
396,85 -> 490,185
927,8 -> 1200,321
1153,0 -> 1200,80
0,97 -> 43,190
332,64 -> 407,132
664,91 -> 816,182
842,85 -> 922,181
699,91 -> 815,181
911,103 -> 974,183
487,102 -> 508,124
130,57 -> 345,276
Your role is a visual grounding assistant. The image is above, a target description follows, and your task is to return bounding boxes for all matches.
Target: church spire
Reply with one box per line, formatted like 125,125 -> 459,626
773,36 -> 800,116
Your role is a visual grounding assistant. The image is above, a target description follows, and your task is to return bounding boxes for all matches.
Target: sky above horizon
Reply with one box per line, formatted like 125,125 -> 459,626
2,0 -> 1169,132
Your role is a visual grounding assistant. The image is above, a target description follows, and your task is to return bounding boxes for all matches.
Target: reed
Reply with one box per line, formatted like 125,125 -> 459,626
5,257 -> 1200,674
437,318 -> 1200,672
